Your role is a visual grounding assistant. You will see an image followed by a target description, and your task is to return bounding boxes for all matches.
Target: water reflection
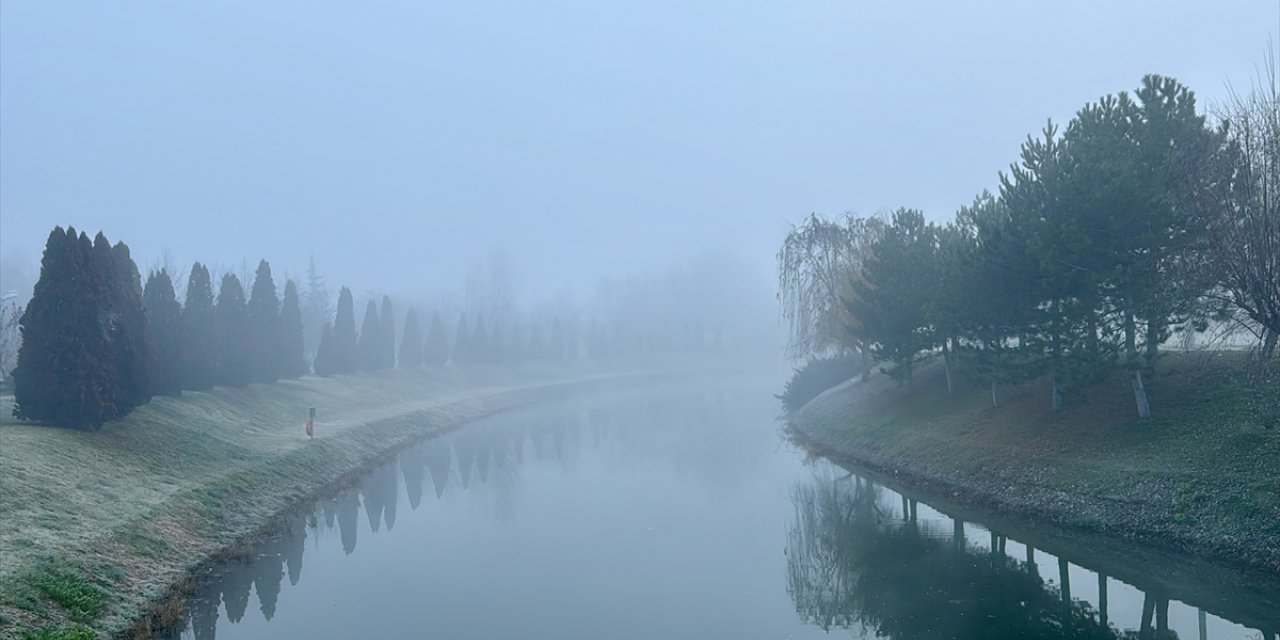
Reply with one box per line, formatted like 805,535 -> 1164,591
785,469 -> 1275,640
164,382 -> 1277,640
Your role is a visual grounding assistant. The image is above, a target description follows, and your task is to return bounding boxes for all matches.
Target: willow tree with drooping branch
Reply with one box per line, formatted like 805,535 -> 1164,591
777,213 -> 883,360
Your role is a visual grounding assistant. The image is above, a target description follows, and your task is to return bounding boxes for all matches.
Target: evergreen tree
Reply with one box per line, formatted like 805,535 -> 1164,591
13,227 -> 120,427
424,311 -> 449,366
473,315 -> 489,362
453,314 -> 470,364
143,269 -> 183,397
302,255 -> 333,362
215,274 -> 252,386
182,262 -> 218,389
380,295 -> 396,368
279,280 -> 307,377
399,308 -> 423,367
105,237 -> 152,411
357,300 -> 381,371
332,287 -> 358,373
313,322 -> 336,376
247,260 -> 281,383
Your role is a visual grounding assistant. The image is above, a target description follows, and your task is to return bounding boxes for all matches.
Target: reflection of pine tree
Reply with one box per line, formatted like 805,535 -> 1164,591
189,592 -> 220,640
337,490 -> 360,556
285,516 -> 306,586
220,564 -> 254,624
253,539 -> 285,621
424,441 -> 453,499
400,448 -> 426,510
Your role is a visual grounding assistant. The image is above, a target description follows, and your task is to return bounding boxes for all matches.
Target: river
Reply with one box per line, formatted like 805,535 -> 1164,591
167,371 -> 1279,639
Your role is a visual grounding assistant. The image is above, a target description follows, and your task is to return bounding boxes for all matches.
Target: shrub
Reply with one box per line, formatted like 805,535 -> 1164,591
779,354 -> 871,414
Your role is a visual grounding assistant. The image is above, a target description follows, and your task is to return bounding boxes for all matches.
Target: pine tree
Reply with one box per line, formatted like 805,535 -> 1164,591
424,311 -> 449,366
143,269 -> 183,396
332,287 -> 358,373
453,314 -> 470,364
314,322 -> 336,376
182,262 -> 218,389
380,295 -> 396,369
279,280 -> 307,377
473,315 -> 489,363
247,260 -> 281,383
302,256 -> 332,360
13,227 -> 120,427
215,274 -> 252,386
399,308 -> 423,367
105,237 -> 152,411
357,299 -> 381,371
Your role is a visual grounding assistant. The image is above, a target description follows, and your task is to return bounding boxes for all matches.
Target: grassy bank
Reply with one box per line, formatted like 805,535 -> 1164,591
789,351 -> 1280,575
0,363 -> 665,638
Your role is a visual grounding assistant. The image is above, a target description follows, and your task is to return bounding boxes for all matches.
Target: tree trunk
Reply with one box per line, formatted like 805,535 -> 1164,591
991,379 -> 999,408
1140,593 -> 1155,638
1263,328 -> 1278,360
1132,368 -> 1152,419
1145,318 -> 1162,370
1058,558 -> 1071,603
1099,574 -> 1108,627
1050,374 -> 1062,411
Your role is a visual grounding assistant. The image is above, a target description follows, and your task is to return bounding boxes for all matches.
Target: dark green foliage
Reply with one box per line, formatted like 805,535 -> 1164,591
143,269 -> 183,396
25,562 -> 106,623
424,311 -> 448,366
313,322 -> 336,376
279,280 -> 307,377
331,287 -> 358,373
357,300 -> 381,371
453,314 -> 470,364
246,260 -> 280,383
380,296 -> 396,368
105,238 -> 152,411
399,308 -> 423,367
780,355 -> 872,414
182,263 -> 218,390
215,274 -> 252,387
13,228 -> 121,427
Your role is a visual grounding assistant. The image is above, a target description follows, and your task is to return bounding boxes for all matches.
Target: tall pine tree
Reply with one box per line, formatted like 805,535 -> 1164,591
380,295 -> 396,368
104,237 -> 152,411
424,311 -> 449,366
399,308 -> 423,367
279,280 -> 307,377
314,322 -> 336,376
13,227 -> 120,427
182,262 -> 218,389
332,287 -> 358,373
247,260 -> 281,383
143,269 -> 183,397
216,274 -> 252,387
357,300 -> 381,371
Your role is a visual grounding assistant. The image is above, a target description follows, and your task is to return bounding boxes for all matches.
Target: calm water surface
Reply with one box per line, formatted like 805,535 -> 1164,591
171,373 -> 1278,639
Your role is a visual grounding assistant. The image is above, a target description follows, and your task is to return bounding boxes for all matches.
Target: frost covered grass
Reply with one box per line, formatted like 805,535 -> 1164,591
0,362 -> 648,638
790,350 -> 1280,574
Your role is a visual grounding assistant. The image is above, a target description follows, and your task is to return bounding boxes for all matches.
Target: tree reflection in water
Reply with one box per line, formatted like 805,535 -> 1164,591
785,471 -> 1166,639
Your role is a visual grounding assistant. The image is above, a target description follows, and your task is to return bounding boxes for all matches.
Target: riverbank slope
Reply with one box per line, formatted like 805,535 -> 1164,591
0,363 -> 670,638
789,352 -> 1280,575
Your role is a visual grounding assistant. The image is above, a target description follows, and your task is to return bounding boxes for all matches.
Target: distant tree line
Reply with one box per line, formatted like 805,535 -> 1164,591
779,73 -> 1279,418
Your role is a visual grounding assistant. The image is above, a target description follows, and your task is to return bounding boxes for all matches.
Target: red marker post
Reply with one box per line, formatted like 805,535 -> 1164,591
305,407 -> 315,438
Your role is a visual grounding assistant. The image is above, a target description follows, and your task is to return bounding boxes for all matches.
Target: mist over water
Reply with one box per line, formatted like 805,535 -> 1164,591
168,373 -> 1277,640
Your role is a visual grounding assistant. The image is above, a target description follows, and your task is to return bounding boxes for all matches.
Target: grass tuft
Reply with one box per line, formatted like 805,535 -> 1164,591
25,564 -> 105,623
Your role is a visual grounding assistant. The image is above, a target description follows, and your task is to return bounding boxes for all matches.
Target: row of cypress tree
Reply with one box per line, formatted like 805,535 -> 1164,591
12,227 -> 307,428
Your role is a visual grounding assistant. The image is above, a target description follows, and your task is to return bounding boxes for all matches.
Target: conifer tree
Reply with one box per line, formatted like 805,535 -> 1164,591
247,260 -> 281,383
453,314 -> 470,364
13,227 -> 120,427
399,308 -> 423,367
314,322 -> 336,376
473,315 -> 489,363
424,311 -> 449,366
302,256 -> 332,360
332,287 -> 358,373
357,299 -> 381,371
182,262 -> 218,389
279,280 -> 307,377
105,237 -> 152,411
380,295 -> 396,368
143,269 -> 183,396
215,273 -> 252,386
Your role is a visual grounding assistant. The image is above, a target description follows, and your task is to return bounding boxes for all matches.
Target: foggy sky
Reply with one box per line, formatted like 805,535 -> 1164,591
1,1 -> 1276,300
